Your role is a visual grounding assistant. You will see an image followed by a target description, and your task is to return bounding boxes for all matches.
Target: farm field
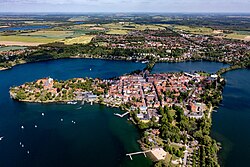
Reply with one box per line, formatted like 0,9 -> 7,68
106,29 -> 128,35
224,33 -> 250,41
0,46 -> 26,52
173,25 -> 214,35
20,30 -> 74,38
0,35 -> 59,46
63,35 -> 95,45
173,25 -> 250,41
102,22 -> 165,31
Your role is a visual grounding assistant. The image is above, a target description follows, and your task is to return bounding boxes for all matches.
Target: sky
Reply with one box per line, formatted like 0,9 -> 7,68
0,0 -> 250,13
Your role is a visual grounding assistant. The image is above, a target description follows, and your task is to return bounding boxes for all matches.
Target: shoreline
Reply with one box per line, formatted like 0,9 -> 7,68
1,55 -> 241,74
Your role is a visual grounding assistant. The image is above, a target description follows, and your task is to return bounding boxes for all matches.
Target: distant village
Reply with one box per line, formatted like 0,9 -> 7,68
1,27 -> 249,71
92,29 -> 249,65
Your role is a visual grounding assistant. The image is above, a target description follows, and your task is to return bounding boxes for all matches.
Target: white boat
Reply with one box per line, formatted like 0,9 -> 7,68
21,126 -> 24,129
141,60 -> 149,64
0,136 -> 4,141
41,113 -> 45,116
67,101 -> 77,105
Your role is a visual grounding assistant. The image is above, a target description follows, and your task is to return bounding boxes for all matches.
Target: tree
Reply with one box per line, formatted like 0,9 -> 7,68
16,90 -> 27,100
154,161 -> 166,167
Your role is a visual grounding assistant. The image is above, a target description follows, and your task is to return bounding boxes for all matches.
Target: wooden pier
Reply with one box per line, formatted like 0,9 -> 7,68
114,112 -> 129,118
126,150 -> 151,160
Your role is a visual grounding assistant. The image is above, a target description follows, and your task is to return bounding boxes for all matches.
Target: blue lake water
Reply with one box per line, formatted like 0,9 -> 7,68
211,69 -> 250,167
0,25 -> 51,32
152,61 -> 229,74
0,59 -> 248,166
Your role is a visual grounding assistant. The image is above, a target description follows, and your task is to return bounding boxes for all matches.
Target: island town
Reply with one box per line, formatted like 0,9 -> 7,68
10,69 -> 224,166
0,12 -> 249,167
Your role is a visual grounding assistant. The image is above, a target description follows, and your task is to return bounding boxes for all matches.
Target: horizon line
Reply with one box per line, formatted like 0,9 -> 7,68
0,12 -> 250,14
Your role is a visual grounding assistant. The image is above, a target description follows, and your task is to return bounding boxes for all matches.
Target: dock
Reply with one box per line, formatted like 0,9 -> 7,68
114,112 -> 129,118
126,150 -> 151,160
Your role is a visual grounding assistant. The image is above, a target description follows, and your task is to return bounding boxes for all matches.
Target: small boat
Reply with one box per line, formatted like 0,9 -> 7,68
90,68 -> 92,71
0,136 -> 4,141
141,60 -> 149,64
41,113 -> 45,116
60,118 -> 63,122
67,101 -> 77,105
34,125 -> 38,128
21,126 -> 24,129
27,150 -> 30,154
21,144 -> 24,148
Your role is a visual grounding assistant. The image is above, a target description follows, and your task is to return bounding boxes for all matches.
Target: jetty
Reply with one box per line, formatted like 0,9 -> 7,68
126,150 -> 151,160
114,112 -> 129,118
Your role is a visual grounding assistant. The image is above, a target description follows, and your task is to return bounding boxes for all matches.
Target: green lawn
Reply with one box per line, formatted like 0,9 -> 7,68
63,35 -> 95,45
0,35 -> 59,43
0,46 -> 26,52
21,30 -> 74,38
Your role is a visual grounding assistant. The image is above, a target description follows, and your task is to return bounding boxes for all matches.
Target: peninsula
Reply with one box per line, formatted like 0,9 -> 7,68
10,70 -> 225,166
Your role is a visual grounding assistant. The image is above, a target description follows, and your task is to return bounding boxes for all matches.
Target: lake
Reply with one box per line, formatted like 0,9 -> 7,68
211,69 -> 250,167
152,61 -> 229,74
0,59 -> 248,166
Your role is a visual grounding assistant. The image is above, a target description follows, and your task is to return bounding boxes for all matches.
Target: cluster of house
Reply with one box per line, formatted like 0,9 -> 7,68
0,48 -> 35,61
93,29 -> 249,65
93,29 -> 195,52
108,71 -> 216,121
181,33 -> 250,64
17,71 -> 217,118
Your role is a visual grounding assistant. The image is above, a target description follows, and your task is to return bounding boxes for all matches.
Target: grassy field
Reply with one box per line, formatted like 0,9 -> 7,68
0,46 -> 26,52
173,25 -> 214,35
71,24 -> 98,29
173,25 -> 250,40
21,30 -> 74,38
225,33 -> 250,40
0,35 -> 59,46
102,22 -> 165,31
63,35 -> 95,45
106,29 -> 129,35
0,35 -> 59,43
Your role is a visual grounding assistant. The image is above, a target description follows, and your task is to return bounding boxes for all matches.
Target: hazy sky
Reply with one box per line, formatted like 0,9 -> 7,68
0,0 -> 250,13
